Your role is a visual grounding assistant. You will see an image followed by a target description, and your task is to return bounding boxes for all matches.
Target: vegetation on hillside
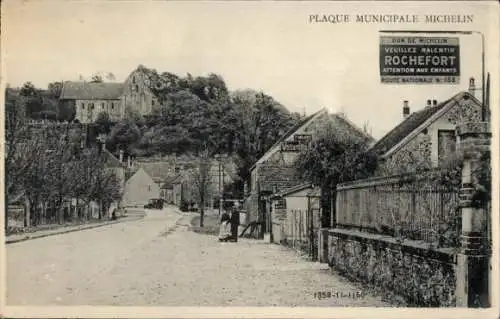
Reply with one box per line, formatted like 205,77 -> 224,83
6,67 -> 302,205
98,66 -> 303,183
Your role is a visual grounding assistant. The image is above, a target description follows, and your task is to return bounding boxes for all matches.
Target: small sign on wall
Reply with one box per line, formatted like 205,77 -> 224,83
275,199 -> 286,210
280,134 -> 312,152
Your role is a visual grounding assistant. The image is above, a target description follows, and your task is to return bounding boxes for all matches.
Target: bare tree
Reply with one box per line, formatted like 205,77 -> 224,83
5,94 -> 50,229
189,148 -> 214,227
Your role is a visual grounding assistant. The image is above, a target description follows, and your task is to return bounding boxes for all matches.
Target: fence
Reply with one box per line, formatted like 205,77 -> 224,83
6,200 -> 113,235
336,170 -> 461,245
283,208 -> 320,259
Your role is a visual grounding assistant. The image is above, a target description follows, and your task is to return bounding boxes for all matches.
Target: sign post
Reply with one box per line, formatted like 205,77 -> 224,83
380,36 -> 460,84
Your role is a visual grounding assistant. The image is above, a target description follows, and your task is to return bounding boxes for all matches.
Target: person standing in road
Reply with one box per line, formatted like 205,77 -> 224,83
218,210 -> 232,242
229,202 -> 240,242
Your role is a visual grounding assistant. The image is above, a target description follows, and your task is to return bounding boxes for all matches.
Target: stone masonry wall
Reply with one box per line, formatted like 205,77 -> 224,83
328,229 -> 456,306
377,128 -> 433,176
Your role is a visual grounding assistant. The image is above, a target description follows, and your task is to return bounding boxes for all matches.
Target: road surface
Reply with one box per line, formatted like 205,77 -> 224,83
6,207 -> 388,306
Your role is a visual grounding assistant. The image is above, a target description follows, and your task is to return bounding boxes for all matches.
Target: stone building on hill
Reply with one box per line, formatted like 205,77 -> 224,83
59,65 -> 159,124
121,66 -> 159,116
59,82 -> 124,123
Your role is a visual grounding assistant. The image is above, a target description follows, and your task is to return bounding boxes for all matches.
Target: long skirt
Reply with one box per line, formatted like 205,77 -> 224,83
218,221 -> 232,241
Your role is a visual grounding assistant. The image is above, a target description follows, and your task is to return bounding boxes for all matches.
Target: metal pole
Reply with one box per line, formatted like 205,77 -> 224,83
218,157 -> 221,217
480,32 -> 486,121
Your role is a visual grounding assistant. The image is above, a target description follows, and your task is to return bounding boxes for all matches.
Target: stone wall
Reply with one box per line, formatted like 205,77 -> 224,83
122,67 -> 158,116
378,132 -> 432,175
327,229 -> 457,306
75,99 -> 122,123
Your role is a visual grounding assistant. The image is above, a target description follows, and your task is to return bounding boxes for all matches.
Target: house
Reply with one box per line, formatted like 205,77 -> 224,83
160,174 -> 182,204
244,108 -> 374,233
370,90 -> 484,176
137,160 -> 175,190
122,167 -> 160,207
269,184 -> 321,246
135,154 -> 240,208
59,81 -> 124,123
100,145 -> 128,217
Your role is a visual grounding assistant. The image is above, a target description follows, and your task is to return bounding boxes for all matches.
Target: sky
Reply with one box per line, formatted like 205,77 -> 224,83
1,0 -> 498,139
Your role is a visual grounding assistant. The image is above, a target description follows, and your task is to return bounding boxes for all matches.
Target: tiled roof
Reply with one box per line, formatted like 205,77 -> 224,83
138,161 -> 175,183
103,149 -> 125,168
276,183 -> 313,197
270,109 -> 326,151
250,109 -> 327,171
60,81 -> 124,100
160,174 -> 182,189
369,96 -> 456,155
8,190 -> 25,204
333,113 -> 375,143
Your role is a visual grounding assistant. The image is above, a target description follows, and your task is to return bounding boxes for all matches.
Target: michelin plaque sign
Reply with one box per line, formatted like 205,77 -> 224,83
380,36 -> 460,84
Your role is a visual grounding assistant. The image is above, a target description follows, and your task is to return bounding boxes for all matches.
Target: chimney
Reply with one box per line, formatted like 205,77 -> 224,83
426,99 -> 432,108
469,77 -> 476,96
403,100 -> 410,119
432,100 -> 438,107
119,150 -> 124,163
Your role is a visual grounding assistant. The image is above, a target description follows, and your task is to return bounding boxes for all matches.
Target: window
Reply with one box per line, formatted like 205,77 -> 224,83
102,102 -> 105,109
175,167 -> 180,173
111,102 -> 114,109
438,130 -> 457,166
90,103 -> 94,110
135,85 -> 139,92
275,199 -> 286,209
148,185 -> 151,192
81,103 -> 85,109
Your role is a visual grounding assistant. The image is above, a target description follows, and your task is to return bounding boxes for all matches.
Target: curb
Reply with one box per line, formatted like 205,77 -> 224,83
5,216 -> 144,245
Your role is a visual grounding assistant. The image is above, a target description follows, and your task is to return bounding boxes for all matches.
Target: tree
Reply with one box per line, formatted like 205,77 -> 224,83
91,164 -> 122,219
5,92 -> 36,229
107,118 -> 142,152
43,128 -> 77,224
90,74 -> 103,83
295,119 -> 378,227
48,81 -> 63,99
20,82 -> 43,118
95,111 -> 112,134
231,90 -> 299,182
188,147 -> 214,227
187,73 -> 229,102
105,72 -> 116,81
20,81 -> 39,97
57,101 -> 76,122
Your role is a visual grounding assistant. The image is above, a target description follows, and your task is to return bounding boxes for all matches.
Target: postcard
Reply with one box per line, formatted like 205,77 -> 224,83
1,0 -> 499,318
